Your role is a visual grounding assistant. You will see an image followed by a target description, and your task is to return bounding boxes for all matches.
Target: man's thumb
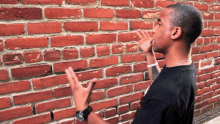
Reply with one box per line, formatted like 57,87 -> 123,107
88,78 -> 97,91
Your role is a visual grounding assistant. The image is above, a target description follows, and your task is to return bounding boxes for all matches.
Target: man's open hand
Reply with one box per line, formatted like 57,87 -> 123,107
65,67 -> 97,111
136,29 -> 154,53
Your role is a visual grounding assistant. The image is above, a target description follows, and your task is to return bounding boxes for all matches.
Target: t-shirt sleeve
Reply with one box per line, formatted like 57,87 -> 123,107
132,99 -> 177,124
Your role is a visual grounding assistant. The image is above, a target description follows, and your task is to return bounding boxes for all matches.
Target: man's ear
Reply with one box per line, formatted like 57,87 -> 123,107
171,27 -> 182,40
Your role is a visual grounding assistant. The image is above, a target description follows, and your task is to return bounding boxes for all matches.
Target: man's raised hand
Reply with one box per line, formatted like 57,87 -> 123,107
65,67 -> 97,111
136,29 -> 154,53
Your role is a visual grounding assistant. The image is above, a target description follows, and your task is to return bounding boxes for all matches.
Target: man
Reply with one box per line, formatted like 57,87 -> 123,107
65,4 -> 203,124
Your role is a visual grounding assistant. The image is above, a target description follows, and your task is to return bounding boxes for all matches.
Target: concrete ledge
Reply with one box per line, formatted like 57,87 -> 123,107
193,107 -> 220,124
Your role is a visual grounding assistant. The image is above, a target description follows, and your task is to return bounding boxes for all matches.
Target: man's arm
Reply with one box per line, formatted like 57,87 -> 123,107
146,52 -> 161,80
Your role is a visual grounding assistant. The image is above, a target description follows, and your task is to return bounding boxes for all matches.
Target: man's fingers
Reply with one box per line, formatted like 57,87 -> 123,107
136,30 -> 143,39
140,30 -> 147,38
65,69 -> 75,90
68,67 -> 81,88
145,31 -> 151,39
87,78 -> 97,92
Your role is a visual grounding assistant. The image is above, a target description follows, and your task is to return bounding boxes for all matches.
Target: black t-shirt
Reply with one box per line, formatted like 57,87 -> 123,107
132,62 -> 196,124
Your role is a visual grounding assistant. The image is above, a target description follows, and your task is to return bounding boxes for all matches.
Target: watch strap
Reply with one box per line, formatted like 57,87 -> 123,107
83,105 -> 93,120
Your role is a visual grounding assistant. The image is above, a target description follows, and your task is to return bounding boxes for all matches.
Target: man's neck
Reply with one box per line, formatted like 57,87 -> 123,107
164,44 -> 192,67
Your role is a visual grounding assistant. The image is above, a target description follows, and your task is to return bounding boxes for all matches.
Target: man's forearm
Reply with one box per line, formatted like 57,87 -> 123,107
146,52 -> 161,80
87,112 -> 109,124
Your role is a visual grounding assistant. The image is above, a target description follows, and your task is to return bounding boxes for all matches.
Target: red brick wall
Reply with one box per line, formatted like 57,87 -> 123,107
0,0 -> 219,123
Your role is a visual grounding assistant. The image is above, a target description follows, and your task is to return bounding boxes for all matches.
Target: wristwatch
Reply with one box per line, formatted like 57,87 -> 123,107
76,106 -> 93,122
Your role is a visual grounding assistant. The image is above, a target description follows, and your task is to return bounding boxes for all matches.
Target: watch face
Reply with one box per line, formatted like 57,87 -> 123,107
77,111 -> 84,122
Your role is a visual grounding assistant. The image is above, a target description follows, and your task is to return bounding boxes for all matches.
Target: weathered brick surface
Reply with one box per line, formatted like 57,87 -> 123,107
0,1 -> 219,123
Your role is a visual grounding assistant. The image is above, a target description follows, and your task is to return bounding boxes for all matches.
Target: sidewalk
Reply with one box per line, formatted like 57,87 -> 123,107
202,116 -> 220,124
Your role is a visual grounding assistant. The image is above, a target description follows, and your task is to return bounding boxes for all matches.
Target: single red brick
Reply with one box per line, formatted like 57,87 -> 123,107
54,86 -> 72,98
142,10 -> 160,19
13,113 -> 51,124
24,51 -> 43,63
120,73 -> 143,84
202,12 -> 214,20
13,90 -> 53,105
202,92 -> 214,100
65,0 -> 98,4
36,98 -> 71,113
116,9 -> 141,18
194,3 -> 208,11
32,74 -> 68,90
97,45 -> 110,56
53,107 -> 76,121
215,29 -> 220,35
84,8 -> 114,18
107,85 -> 133,98
119,92 -> 142,105
0,106 -> 32,122
100,21 -> 128,31
93,78 -> 118,90
75,69 -> 103,81
131,101 -> 139,110
0,39 -> 3,51
118,32 -> 139,42
86,33 -> 116,44
121,53 -> 145,63
51,35 -> 83,47
91,98 -> 117,111
3,53 -> 23,65
208,21 -> 220,28
200,44 -> 214,53
209,5 -> 220,11
196,87 -> 210,96
112,44 -> 124,54
5,37 -> 48,50
131,0 -> 154,8
192,54 -> 207,61
0,23 -> 24,36
0,80 -> 30,95
91,90 -> 105,102
120,111 -> 136,121
211,83 -> 220,91
104,108 -> 116,118
0,8 -> 42,20
199,73 -> 212,82
53,60 -> 87,72
133,62 -> 148,72
134,80 -> 152,91
63,48 -> 78,60
105,116 -> 120,124
201,29 -> 214,36
44,50 -> 61,61
80,47 -> 95,58
65,21 -> 98,32
0,0 -> 18,4
215,13 -> 220,19
126,43 -> 138,53
45,8 -> 81,19
90,56 -> 118,68
130,21 -> 153,30
156,1 -> 175,8
118,104 -> 129,114
0,69 -> 9,81
22,0 -> 62,4
28,22 -> 62,34
0,97 -> 11,109
106,65 -> 132,77
11,64 -> 51,79
102,0 -> 129,6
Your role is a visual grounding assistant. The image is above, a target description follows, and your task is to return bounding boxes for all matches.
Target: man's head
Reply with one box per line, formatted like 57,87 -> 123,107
152,4 -> 203,54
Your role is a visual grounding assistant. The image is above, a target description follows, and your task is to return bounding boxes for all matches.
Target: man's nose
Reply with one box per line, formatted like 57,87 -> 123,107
152,25 -> 157,34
